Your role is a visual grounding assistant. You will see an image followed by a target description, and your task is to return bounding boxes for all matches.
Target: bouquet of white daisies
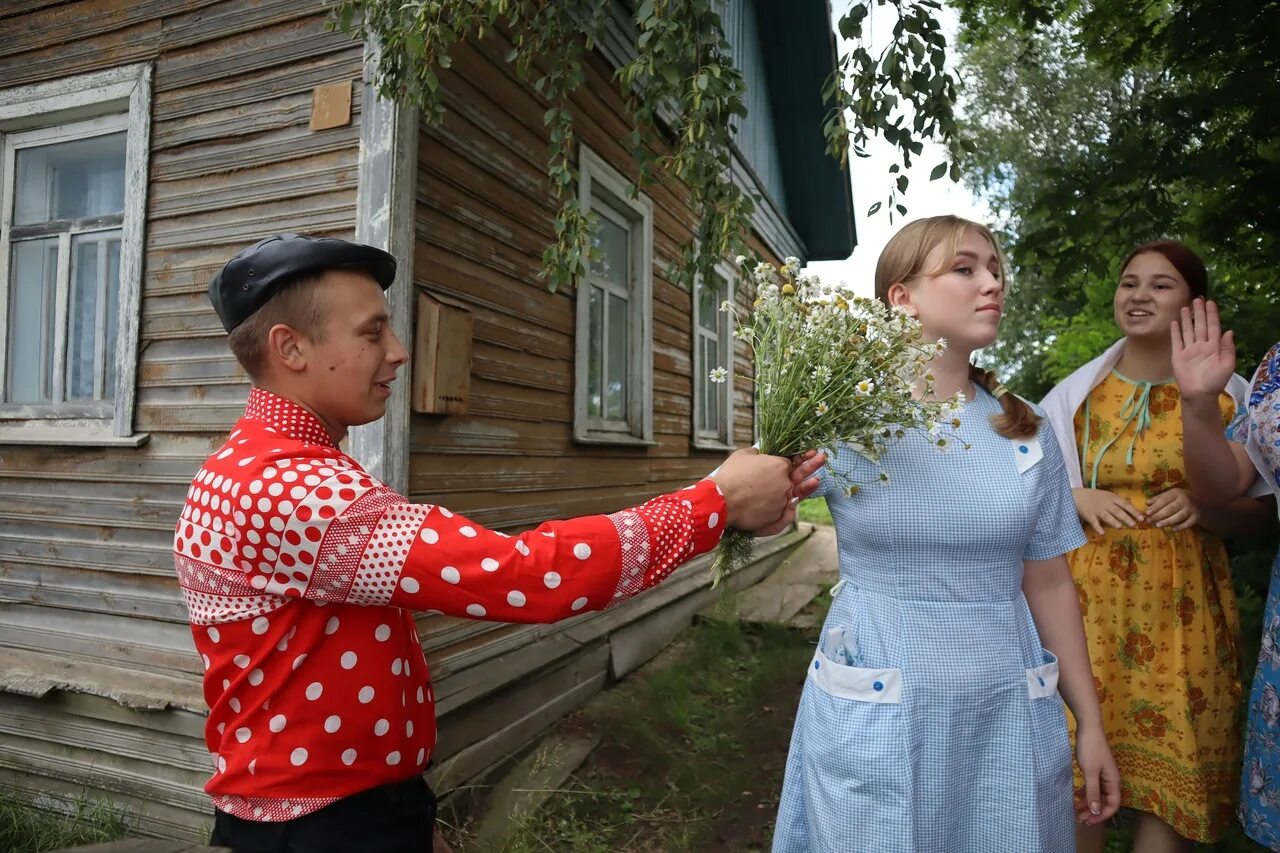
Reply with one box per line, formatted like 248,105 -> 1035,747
711,257 -> 965,586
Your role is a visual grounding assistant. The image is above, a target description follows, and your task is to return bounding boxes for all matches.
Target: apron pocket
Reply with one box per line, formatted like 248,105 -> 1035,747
799,644 -> 911,848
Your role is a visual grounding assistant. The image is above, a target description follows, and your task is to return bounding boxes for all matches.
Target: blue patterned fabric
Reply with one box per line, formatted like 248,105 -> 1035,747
773,389 -> 1086,852
1233,342 -> 1280,850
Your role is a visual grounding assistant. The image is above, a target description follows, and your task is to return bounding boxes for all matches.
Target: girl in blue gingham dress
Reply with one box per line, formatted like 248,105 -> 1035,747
773,217 -> 1119,852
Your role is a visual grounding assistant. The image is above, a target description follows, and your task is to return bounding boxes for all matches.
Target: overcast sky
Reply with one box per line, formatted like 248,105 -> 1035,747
802,2 -> 988,297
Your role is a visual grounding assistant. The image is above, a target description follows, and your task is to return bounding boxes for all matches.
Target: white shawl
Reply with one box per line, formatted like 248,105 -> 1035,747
1038,338 -> 1268,498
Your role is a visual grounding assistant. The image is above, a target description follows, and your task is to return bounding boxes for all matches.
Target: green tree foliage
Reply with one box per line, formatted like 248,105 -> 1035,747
827,0 -> 971,220
951,0 -> 1280,397
331,1 -> 968,288
331,0 -> 751,292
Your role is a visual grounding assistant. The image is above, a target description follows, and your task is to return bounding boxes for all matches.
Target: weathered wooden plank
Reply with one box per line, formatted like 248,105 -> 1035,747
154,16 -> 351,93
0,605 -> 198,676
430,630 -> 585,717
139,342 -> 244,388
407,455 -> 648,496
12,689 -> 206,739
146,189 -> 357,251
431,642 -> 610,775
152,92 -> 316,151
0,530 -> 173,574
469,344 -> 568,396
417,173 -> 553,272
149,150 -> 358,221
0,566 -> 188,622
48,841 -> 225,852
0,0 -> 83,20
413,242 -> 573,334
150,122 -> 359,183
0,440 -> 214,481
417,209 -> 546,296
135,400 -> 251,434
0,765 -> 207,844
153,48 -> 362,122
159,0 -> 337,53
0,19 -> 161,88
0,0 -> 216,58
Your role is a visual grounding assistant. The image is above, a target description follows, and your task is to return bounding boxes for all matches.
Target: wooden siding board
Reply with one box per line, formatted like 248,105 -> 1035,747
149,152 -> 359,221
0,605 -> 198,676
0,566 -> 188,622
152,48 -> 363,122
407,456 -> 648,496
145,189 -> 358,251
157,0 -> 335,52
0,767 -> 206,844
414,243 -> 573,334
0,0 -> 216,58
153,16 -> 351,93
150,122 -> 361,183
0,1 -> 83,20
0,20 -> 162,87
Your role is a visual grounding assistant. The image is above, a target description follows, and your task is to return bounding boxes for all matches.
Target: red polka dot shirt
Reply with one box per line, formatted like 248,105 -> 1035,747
173,388 -> 728,821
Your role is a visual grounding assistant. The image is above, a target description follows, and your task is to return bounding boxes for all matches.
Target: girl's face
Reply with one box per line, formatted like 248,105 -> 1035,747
1113,251 -> 1193,341
890,228 -> 1004,353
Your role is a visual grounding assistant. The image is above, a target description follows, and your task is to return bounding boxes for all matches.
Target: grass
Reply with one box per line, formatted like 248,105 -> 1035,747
0,791 -> 130,853
476,619 -> 814,852
795,497 -> 832,527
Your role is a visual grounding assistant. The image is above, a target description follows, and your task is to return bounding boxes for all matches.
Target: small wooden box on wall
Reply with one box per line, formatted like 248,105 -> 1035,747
412,291 -> 472,415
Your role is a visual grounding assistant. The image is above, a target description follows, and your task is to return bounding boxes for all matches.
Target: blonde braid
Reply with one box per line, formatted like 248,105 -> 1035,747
968,364 -> 1040,439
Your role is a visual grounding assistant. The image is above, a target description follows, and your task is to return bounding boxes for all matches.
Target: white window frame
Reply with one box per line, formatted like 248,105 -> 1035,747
573,144 -> 654,445
691,260 -> 735,450
0,63 -> 151,444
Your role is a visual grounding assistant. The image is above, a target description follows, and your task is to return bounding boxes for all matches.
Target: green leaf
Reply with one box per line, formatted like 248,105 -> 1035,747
867,201 -> 882,216
929,161 -> 948,181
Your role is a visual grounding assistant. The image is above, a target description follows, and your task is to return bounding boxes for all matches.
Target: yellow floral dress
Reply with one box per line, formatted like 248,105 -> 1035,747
1068,370 -> 1241,842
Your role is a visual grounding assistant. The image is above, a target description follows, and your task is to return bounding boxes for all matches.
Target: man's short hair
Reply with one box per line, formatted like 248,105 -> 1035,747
226,272 -> 327,379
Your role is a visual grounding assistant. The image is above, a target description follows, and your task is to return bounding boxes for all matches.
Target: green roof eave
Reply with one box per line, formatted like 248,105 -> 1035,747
752,0 -> 856,260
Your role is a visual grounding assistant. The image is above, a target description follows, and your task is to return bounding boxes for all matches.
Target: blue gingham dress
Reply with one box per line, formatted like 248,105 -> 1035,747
773,389 -> 1087,852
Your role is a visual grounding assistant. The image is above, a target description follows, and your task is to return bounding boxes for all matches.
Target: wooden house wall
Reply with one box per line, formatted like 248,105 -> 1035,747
0,0 -> 812,841
406,34 -> 796,783
0,0 -> 365,840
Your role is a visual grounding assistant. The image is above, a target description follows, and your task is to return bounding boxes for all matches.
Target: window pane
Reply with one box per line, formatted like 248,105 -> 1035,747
14,131 -> 127,225
104,238 -> 121,393
66,232 -> 121,401
701,336 -> 719,433
605,292 -> 628,421
698,277 -> 722,332
6,238 -> 58,402
587,285 -> 603,417
590,215 -> 629,287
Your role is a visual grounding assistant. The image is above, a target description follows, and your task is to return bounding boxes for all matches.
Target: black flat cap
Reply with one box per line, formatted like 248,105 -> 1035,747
208,233 -> 398,332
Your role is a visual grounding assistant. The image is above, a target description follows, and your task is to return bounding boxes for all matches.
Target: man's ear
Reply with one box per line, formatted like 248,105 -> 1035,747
885,281 -> 917,317
266,323 -> 308,374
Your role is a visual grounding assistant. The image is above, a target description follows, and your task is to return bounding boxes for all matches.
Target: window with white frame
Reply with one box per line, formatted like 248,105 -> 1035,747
574,145 -> 653,444
0,64 -> 151,441
692,265 -> 734,449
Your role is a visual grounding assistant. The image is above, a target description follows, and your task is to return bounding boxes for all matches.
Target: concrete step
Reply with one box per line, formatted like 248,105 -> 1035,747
701,524 -> 837,628
470,732 -> 601,850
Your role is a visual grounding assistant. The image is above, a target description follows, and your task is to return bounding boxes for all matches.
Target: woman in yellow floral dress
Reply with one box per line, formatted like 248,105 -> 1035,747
1041,241 -> 1267,851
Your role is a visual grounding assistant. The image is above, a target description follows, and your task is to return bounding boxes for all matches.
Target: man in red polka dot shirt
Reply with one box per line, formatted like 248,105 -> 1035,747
178,234 -> 823,852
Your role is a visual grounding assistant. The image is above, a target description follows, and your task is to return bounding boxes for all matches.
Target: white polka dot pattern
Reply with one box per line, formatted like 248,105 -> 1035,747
306,488 -> 404,606
177,388 -> 727,825
177,390 -> 437,824
349,502 -> 435,606
604,510 -> 651,606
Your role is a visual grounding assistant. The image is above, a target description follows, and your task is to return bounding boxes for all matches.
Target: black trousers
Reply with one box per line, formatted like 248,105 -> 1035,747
210,776 -> 437,853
